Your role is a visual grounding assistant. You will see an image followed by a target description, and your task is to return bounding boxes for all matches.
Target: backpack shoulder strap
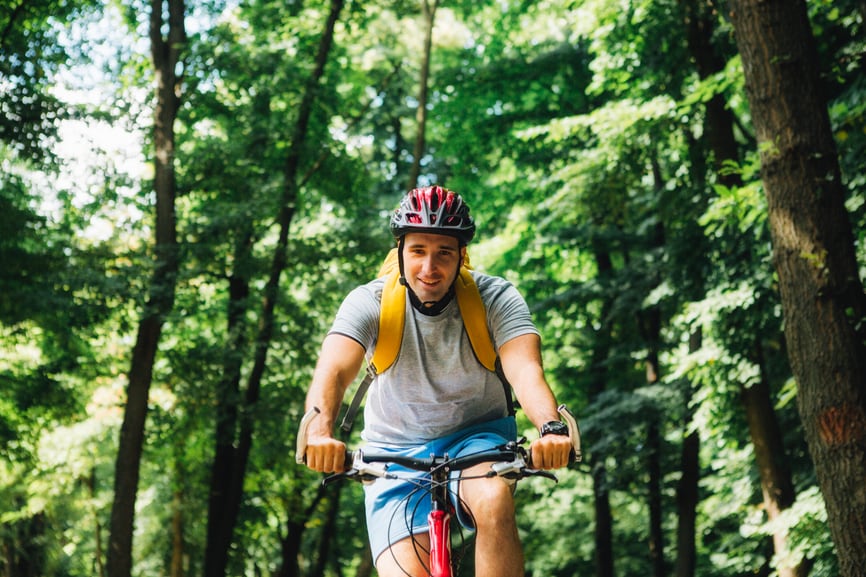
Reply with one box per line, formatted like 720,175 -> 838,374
454,268 -> 497,372
455,269 -> 516,415
370,262 -> 405,374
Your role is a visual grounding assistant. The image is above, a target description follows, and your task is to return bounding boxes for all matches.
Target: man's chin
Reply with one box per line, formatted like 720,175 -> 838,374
412,288 -> 445,303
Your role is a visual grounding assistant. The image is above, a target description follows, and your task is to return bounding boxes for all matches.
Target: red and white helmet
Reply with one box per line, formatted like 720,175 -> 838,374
390,185 -> 476,245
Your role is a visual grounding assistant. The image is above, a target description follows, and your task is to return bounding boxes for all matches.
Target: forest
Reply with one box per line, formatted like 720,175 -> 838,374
2,0 -> 866,576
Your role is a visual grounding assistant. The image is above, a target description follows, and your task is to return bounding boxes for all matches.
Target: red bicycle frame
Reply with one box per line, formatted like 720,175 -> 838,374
428,508 -> 452,577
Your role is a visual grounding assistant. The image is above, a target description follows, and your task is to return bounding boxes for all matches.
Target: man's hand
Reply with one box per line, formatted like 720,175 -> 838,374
304,436 -> 348,473
529,434 -> 573,470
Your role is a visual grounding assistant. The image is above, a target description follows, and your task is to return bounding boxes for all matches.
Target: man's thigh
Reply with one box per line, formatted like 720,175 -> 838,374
376,533 -> 432,577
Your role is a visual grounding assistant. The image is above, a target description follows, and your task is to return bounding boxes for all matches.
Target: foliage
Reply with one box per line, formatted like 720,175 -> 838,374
1,0 -> 863,575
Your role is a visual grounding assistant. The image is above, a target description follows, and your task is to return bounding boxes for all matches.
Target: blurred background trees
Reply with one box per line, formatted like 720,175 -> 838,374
1,0 -> 864,576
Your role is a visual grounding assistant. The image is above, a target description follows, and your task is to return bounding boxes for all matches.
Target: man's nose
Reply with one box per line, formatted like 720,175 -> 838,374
420,254 -> 437,274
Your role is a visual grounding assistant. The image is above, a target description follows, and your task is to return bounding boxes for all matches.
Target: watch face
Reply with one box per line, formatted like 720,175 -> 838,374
541,421 -> 569,436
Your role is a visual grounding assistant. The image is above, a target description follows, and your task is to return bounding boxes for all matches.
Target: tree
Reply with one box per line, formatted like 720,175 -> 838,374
200,0 -> 346,575
106,0 -> 185,575
406,0 -> 440,188
728,1 -> 866,575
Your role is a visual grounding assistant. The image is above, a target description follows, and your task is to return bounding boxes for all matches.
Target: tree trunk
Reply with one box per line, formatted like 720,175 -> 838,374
310,490 -> 342,577
106,1 -> 184,575
643,303 -> 665,577
3,510 -> 46,577
674,429 -> 699,577
674,329 -> 701,577
202,2 -> 345,576
590,245 -> 615,577
678,0 -> 742,188
646,418 -> 665,577
643,165 -> 667,577
275,484 -> 329,577
729,2 -> 866,575
275,520 -> 304,577
407,0 -> 439,189
741,343 -> 809,577
683,4 -> 810,573
203,244 -> 251,577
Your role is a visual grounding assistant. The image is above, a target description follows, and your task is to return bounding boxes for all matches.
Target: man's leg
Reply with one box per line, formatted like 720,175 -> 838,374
375,533 -> 432,577
459,463 -> 525,577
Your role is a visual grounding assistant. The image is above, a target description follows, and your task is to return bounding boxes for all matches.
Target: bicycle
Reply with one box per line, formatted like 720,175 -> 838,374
296,404 -> 582,577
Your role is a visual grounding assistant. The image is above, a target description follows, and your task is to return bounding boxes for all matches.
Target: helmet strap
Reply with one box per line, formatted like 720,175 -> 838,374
409,284 -> 455,316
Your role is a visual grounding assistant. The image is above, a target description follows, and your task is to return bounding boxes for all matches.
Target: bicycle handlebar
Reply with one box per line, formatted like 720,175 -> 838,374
297,403 -> 582,479
351,447 -> 522,472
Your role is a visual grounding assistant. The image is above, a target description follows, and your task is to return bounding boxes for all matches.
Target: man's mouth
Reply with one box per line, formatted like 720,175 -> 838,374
418,277 -> 441,288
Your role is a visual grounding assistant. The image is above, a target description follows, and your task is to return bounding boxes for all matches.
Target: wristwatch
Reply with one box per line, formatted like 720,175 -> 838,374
540,420 -> 569,437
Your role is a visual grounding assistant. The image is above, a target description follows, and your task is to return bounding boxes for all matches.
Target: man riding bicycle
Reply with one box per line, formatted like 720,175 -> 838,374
302,185 -> 572,577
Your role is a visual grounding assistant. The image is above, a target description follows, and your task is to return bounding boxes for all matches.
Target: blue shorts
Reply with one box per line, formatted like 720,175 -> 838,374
362,416 -> 517,564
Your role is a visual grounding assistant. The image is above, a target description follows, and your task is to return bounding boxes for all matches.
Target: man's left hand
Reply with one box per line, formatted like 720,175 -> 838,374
529,434 -> 573,470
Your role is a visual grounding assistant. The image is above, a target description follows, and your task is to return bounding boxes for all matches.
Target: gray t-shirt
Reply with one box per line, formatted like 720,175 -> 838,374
329,271 -> 539,445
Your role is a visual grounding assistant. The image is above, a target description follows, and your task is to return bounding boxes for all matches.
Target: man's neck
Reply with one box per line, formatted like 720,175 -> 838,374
407,284 -> 455,316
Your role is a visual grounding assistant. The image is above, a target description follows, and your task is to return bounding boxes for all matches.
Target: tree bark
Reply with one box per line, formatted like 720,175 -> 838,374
728,2 -> 866,575
106,1 -> 184,575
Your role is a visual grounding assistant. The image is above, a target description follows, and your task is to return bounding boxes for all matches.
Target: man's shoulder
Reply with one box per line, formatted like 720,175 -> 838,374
349,277 -> 386,301
469,270 -> 516,298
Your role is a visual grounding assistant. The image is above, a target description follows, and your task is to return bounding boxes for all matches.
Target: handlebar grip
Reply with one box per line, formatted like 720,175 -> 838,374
557,404 -> 582,463
295,407 -> 321,464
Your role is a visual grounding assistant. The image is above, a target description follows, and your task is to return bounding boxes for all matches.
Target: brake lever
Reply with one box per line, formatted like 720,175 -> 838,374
522,468 -> 558,482
322,451 -> 390,486
490,456 -> 559,483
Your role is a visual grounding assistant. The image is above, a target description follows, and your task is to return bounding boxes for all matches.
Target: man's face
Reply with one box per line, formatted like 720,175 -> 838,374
401,232 -> 465,305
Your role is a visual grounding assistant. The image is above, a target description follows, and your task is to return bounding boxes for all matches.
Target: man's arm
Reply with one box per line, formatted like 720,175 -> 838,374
498,333 -> 572,470
303,333 -> 366,472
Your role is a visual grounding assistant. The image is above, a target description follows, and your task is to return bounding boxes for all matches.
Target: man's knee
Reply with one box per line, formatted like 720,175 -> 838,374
462,477 -> 516,524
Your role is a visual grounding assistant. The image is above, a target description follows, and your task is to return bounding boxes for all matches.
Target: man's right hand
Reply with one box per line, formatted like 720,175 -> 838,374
304,436 -> 348,473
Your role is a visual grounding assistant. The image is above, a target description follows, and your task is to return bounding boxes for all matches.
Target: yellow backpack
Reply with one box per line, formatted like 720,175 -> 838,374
370,248 -> 497,373
339,248 -> 513,433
